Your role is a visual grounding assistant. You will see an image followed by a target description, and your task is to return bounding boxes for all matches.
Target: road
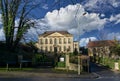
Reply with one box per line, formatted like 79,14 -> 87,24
0,63 -> 120,81
89,62 -> 120,80
0,76 -> 120,81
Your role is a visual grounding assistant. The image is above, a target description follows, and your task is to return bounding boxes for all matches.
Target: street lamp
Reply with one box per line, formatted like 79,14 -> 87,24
78,50 -> 82,75
76,12 -> 86,75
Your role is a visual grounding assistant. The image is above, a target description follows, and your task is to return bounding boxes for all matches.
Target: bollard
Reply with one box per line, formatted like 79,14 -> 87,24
6,63 -> 9,71
20,63 -> 22,70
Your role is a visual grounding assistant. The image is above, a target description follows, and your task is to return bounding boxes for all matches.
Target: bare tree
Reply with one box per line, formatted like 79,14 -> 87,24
0,0 -> 41,51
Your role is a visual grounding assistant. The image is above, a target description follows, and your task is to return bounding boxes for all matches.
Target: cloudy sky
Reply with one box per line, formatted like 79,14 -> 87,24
0,0 -> 120,47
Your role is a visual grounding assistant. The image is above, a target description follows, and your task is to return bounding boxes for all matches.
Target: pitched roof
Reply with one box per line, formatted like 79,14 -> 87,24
87,40 -> 116,47
39,31 -> 72,37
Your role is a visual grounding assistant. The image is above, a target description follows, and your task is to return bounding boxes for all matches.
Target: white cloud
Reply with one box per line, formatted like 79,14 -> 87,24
112,0 -> 120,7
24,19 -> 50,41
0,3 -> 119,42
41,4 -> 107,37
107,32 -> 120,40
100,14 -> 105,17
42,4 -> 48,9
83,0 -> 120,11
0,3 -> 106,42
109,14 -> 120,24
80,37 -> 97,47
79,32 -> 120,47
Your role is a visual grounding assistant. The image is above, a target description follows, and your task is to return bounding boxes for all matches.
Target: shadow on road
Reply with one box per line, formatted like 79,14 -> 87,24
90,62 -> 109,72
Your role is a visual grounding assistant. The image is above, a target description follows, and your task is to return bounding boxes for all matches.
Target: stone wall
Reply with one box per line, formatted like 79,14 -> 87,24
69,63 -> 78,71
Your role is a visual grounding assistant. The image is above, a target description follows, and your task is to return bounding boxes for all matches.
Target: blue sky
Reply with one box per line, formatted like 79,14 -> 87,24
0,0 -> 120,47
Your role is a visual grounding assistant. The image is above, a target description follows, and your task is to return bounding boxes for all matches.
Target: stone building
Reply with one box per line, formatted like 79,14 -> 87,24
87,40 -> 116,62
36,31 -> 79,54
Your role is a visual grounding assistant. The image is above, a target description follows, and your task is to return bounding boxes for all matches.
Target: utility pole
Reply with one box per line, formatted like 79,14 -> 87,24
75,5 -> 86,75
78,54 -> 81,75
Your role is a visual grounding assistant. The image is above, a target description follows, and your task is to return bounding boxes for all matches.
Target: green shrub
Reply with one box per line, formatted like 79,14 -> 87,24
32,54 -> 52,65
57,62 -> 65,67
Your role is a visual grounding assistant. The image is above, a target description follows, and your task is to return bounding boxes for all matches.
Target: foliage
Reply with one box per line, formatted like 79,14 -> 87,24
0,0 -> 41,51
26,41 -> 38,53
73,48 -> 78,55
80,47 -> 88,55
98,57 -> 120,69
57,62 -> 65,67
112,41 -> 120,56
32,54 -> 50,65
0,42 -> 34,64
70,56 -> 78,64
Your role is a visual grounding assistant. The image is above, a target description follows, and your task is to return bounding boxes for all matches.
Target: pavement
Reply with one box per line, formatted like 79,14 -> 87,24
0,69 -> 99,79
0,62 -> 118,79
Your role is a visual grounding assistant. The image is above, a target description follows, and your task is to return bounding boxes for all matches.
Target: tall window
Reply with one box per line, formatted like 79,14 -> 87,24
64,38 -> 66,44
75,44 -> 77,47
50,38 -> 52,44
68,46 -> 71,51
45,38 -> 48,44
50,46 -> 52,51
59,46 -> 61,51
40,39 -> 43,44
59,38 -> 62,44
41,46 -> 43,51
68,38 -> 71,44
45,46 -> 47,51
54,38 -> 57,45
64,46 -> 66,51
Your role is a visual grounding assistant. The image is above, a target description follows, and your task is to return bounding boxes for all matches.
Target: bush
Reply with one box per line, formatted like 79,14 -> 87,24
57,62 -> 65,67
32,54 -> 52,65
70,56 -> 78,64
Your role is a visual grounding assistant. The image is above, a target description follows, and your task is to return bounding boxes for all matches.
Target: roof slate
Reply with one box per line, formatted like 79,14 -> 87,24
87,40 -> 116,47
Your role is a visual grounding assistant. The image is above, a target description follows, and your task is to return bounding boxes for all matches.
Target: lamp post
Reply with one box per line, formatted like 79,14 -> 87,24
78,51 -> 82,75
75,7 -> 86,75
76,13 -> 86,75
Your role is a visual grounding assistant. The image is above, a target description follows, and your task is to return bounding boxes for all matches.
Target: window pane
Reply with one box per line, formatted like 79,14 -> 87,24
59,38 -> 62,44
45,39 -> 48,44
64,46 -> 66,51
45,46 -> 47,51
59,46 -> 61,51
64,38 -> 66,44
54,38 -> 57,45
50,38 -> 52,44
68,38 -> 71,44
50,46 -> 52,51
40,39 -> 43,44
